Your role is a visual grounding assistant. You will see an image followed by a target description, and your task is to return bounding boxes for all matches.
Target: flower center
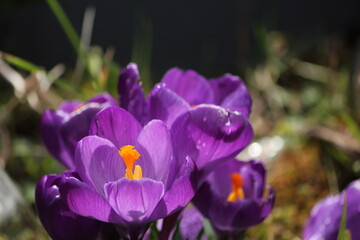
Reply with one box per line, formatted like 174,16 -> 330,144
118,145 -> 142,180
227,173 -> 245,202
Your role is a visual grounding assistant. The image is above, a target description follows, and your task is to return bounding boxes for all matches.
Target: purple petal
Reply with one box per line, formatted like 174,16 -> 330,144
148,83 -> 190,127
40,109 -> 74,168
35,172 -> 100,240
58,101 -> 82,114
210,74 -> 252,117
87,92 -> 119,106
60,106 -> 106,169
344,181 -> 360,240
135,120 -> 174,183
303,180 -> 360,240
161,68 -> 214,106
240,161 -> 266,199
179,205 -> 204,240
118,63 -> 149,125
36,174 -> 59,223
151,156 -> 197,219
90,106 -> 142,148
75,136 -> 123,195
260,186 -> 276,219
171,105 -> 253,177
303,194 -> 341,240
59,177 -> 121,223
104,178 -> 164,223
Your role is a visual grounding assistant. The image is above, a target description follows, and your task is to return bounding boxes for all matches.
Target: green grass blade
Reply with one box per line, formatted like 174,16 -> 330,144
1,52 -> 41,72
46,0 -> 81,55
337,194 -> 351,240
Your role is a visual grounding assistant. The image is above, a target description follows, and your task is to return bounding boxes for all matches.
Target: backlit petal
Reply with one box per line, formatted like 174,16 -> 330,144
75,136 -> 123,195
59,177 -> 121,223
90,106 -> 142,148
171,105 -> 253,177
210,74 -> 251,118
148,83 -> 190,127
161,68 -> 214,106
152,156 -> 197,219
135,120 -> 174,183
104,178 -> 164,224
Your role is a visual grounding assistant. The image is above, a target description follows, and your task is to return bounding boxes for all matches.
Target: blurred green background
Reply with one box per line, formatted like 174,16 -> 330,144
0,0 -> 360,239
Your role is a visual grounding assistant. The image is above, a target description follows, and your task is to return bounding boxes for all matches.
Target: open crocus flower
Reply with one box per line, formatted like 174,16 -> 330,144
59,106 -> 197,240
192,159 -> 275,239
118,63 -> 251,127
40,93 -> 117,169
303,179 -> 360,240
35,171 -> 100,240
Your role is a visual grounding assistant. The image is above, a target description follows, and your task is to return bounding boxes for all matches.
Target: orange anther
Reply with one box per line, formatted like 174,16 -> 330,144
227,173 -> 245,202
119,145 -> 142,180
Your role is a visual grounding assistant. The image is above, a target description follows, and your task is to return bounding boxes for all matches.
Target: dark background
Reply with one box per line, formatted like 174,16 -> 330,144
0,0 -> 359,81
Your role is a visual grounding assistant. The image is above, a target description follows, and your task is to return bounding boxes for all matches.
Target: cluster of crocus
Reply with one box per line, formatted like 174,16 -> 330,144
36,63 -> 275,240
303,179 -> 360,240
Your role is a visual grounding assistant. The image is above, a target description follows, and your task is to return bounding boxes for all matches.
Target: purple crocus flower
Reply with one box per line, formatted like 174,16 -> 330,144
59,106 -> 197,240
118,63 -> 251,127
192,159 -> 275,239
35,171 -> 100,240
40,93 -> 117,169
303,179 -> 360,240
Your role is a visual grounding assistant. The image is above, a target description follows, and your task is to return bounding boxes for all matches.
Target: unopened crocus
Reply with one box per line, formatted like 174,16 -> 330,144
35,171 -> 100,240
303,179 -> 360,240
118,63 -> 251,127
59,106 -> 197,240
192,159 -> 275,239
40,93 -> 117,169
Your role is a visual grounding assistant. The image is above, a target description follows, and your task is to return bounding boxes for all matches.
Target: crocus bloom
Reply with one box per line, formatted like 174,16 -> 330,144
303,179 -> 360,240
40,93 -> 117,169
118,63 -> 251,127
35,171 -> 100,240
192,159 -> 275,239
59,107 -> 197,240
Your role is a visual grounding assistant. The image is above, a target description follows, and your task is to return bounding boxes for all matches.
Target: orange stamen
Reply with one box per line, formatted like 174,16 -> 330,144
118,145 -> 142,180
227,173 -> 245,202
